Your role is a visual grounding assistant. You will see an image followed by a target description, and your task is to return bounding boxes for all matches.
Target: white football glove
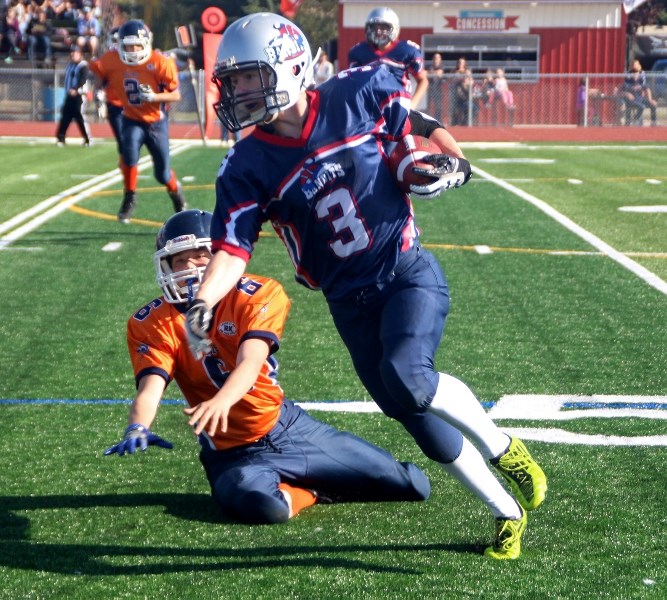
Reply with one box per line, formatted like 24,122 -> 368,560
185,299 -> 213,360
410,155 -> 472,200
138,84 -> 155,103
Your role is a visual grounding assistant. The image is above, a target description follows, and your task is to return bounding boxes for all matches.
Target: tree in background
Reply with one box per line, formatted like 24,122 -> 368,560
111,0 -> 336,67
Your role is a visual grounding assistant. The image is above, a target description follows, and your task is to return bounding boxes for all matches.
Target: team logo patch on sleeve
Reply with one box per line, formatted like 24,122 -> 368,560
218,321 -> 237,336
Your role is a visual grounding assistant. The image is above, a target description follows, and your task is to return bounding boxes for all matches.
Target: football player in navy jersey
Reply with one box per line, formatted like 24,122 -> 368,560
186,12 -> 547,559
348,7 -> 428,109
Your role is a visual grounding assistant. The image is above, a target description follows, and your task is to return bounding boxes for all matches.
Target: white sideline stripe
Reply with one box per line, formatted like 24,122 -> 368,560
0,141 -> 193,241
472,164 -> 667,296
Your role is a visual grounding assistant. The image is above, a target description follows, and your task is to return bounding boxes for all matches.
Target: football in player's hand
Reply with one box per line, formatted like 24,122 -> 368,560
389,135 -> 442,193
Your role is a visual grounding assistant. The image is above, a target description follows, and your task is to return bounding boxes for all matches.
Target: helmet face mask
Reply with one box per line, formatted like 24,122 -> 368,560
154,210 -> 213,304
118,19 -> 153,65
365,7 -> 400,49
213,61 -> 284,131
212,13 -> 314,132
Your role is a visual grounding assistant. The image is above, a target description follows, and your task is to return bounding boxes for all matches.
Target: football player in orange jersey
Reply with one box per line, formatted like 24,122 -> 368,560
105,210 -> 430,524
89,20 -> 187,223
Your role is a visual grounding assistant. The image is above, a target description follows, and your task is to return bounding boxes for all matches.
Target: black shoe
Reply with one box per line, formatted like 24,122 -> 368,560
117,191 -> 137,223
168,181 -> 188,213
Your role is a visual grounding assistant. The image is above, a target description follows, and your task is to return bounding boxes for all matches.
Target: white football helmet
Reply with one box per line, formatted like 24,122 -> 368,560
118,19 -> 152,66
154,210 -> 212,304
365,7 -> 400,49
212,12 -> 314,132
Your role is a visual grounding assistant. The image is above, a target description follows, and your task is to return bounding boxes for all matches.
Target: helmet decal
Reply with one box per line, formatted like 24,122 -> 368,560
265,22 -> 306,67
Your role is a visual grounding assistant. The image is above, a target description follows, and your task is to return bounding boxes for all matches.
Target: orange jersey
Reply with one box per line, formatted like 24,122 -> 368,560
127,275 -> 291,450
90,49 -> 178,123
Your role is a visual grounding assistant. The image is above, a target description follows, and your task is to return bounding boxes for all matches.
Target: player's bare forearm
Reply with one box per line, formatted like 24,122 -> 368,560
128,374 -> 166,428
195,250 -> 247,309
429,127 -> 465,159
184,338 -> 270,435
410,74 -> 429,110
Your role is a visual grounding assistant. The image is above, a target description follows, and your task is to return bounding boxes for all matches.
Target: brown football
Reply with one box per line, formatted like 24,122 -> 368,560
389,135 -> 442,193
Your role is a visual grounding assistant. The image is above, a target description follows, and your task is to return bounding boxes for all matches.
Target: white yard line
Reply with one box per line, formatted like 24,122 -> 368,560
471,163 -> 667,296
0,142 -> 194,249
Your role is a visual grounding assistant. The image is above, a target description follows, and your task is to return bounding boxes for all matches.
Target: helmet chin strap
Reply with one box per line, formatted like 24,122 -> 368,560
186,278 -> 198,304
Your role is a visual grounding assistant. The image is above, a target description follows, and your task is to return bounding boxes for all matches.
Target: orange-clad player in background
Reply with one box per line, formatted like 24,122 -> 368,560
89,19 -> 187,223
104,210 -> 430,524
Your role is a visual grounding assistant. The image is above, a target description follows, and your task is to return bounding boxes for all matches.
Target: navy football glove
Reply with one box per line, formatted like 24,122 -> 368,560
410,155 -> 472,199
185,299 -> 213,359
104,424 -> 173,456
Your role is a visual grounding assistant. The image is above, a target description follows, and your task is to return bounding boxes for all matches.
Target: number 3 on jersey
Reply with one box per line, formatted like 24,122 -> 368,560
315,188 -> 371,258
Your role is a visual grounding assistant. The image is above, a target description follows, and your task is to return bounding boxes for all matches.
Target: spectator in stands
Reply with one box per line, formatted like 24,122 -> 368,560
55,1 -> 78,21
313,51 -> 334,86
1,5 -> 22,63
76,6 -> 100,57
56,44 -> 91,146
427,52 -> 444,122
621,59 -> 658,126
25,6 -> 53,65
15,0 -> 31,40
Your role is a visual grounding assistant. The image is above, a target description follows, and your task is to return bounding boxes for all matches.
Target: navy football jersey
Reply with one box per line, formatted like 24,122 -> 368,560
348,39 -> 425,91
210,65 -> 420,301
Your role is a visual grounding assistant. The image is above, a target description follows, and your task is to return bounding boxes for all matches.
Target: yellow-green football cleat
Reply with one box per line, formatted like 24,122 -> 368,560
484,507 -> 527,560
491,437 -> 547,511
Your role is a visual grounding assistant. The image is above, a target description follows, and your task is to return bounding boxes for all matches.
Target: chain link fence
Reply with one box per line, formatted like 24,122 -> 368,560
422,72 -> 666,128
0,65 -> 205,125
1,68 -> 665,127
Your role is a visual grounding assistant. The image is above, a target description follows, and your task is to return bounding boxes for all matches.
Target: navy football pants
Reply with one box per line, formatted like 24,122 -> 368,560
121,115 -> 171,184
199,400 -> 430,524
327,244 -> 464,464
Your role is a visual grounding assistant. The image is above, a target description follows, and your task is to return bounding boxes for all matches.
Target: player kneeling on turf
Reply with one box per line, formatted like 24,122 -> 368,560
105,209 -> 430,524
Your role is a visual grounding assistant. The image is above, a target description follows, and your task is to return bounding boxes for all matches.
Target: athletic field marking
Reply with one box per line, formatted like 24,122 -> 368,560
3,396 -> 663,446
619,205 -> 667,213
102,242 -> 122,252
487,395 -> 667,420
426,242 -> 667,259
568,179 -> 583,184
478,158 -> 555,164
472,163 -> 667,295
646,179 -> 662,185
0,141 -> 193,246
502,427 -> 667,446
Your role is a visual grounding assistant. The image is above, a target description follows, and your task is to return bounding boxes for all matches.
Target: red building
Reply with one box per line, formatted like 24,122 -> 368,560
337,1 -> 629,125
337,1 -> 628,74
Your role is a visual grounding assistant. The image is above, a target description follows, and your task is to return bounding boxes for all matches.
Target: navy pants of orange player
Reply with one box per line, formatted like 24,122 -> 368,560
121,115 -> 172,184
198,400 -> 430,524
327,243 -> 465,465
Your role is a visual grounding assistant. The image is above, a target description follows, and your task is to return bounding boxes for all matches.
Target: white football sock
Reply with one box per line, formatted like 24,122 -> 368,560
441,437 -> 521,519
428,372 -> 510,459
